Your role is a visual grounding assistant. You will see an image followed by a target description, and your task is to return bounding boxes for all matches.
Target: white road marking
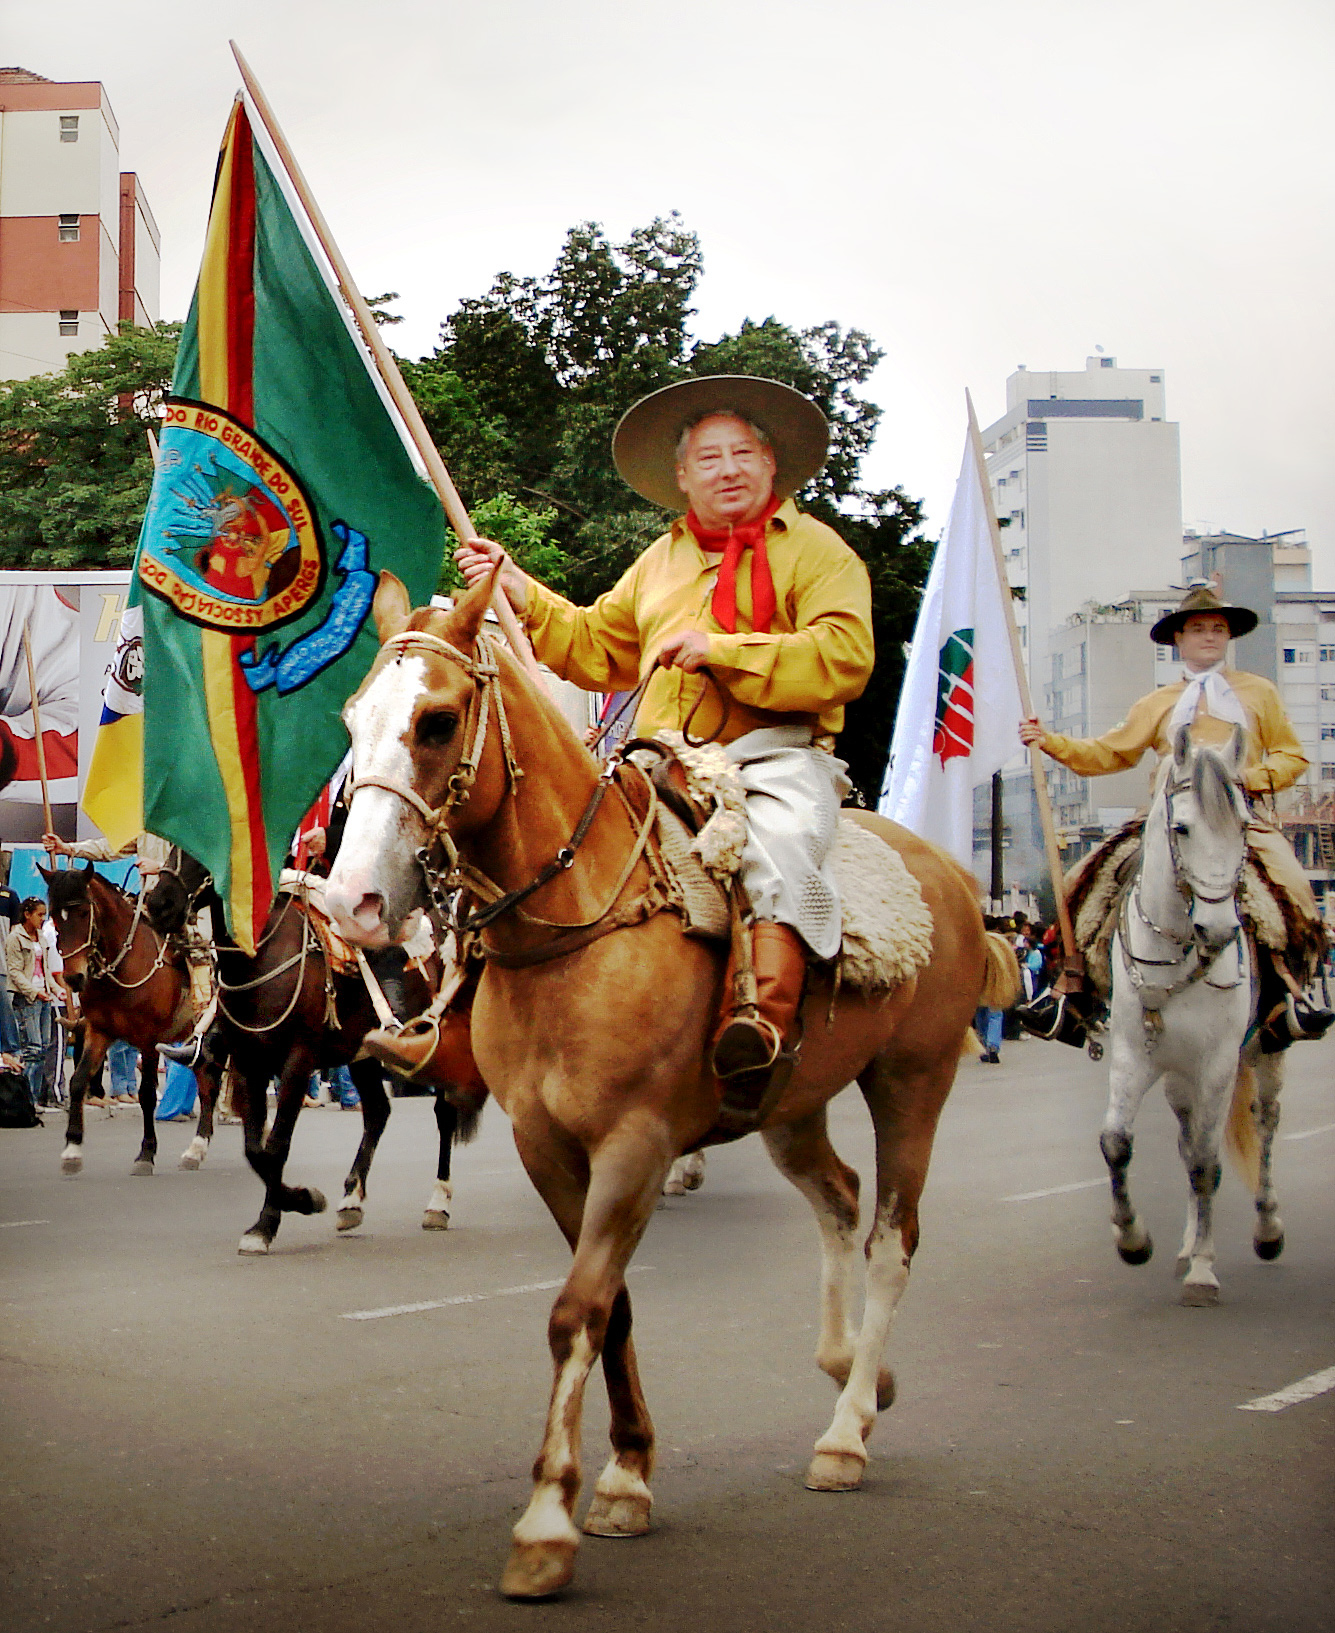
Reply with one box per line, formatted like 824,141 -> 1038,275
1237,1365 -> 1335,1413
1282,1121 -> 1335,1142
342,1265 -> 652,1322
0,1219 -> 50,1229
1001,1178 -> 1106,1203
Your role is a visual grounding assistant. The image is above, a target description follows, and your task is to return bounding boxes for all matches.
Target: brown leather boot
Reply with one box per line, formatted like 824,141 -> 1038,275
363,1008 -> 488,1105
711,921 -> 807,1134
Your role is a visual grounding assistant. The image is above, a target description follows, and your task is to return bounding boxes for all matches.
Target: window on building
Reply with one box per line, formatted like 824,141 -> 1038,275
59,116 -> 79,142
58,310 -> 78,336
1322,647 -> 1335,663
1099,358 -> 1114,368
1011,508 -> 1025,527
1150,374 -> 1161,383
1323,765 -> 1335,783
1322,725 -> 1335,741
1322,686 -> 1335,702
58,213 -> 80,242
1283,648 -> 1314,665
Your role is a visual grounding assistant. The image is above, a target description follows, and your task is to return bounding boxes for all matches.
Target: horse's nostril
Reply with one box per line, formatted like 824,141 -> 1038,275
66,972 -> 84,993
352,892 -> 385,928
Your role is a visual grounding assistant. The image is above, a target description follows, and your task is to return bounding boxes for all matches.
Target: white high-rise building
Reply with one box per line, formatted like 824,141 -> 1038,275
979,356 -> 1183,702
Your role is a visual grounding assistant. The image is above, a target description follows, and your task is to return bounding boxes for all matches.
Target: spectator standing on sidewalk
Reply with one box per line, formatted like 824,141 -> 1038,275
5,897 -> 53,1108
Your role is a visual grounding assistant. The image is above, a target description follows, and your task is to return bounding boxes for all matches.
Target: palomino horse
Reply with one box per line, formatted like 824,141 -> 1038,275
324,571 -> 1018,1601
147,860 -> 483,1253
1101,725 -> 1285,1306
40,863 -> 211,1178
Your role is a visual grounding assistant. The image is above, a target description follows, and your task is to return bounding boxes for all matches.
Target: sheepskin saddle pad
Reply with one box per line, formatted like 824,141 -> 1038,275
276,869 -> 434,978
637,734 -> 934,996
1065,818 -> 1322,997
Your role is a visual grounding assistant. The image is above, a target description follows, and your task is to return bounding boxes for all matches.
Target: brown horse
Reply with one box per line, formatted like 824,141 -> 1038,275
154,864 -> 482,1255
325,570 -> 1018,1600
40,863 -> 208,1178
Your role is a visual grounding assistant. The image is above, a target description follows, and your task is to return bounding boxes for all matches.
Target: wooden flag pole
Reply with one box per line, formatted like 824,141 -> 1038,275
21,621 -> 55,849
966,391 -> 1077,960
228,42 -> 546,690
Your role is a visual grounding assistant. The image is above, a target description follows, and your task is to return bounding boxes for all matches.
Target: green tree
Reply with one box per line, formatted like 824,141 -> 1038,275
0,321 -> 180,569
408,222 -> 930,800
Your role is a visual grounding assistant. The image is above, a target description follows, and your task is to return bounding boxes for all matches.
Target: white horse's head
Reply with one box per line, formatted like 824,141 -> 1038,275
1158,724 -> 1249,954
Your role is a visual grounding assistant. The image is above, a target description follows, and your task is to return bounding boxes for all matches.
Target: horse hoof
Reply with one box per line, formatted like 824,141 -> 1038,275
500,1540 -> 577,1600
336,1206 -> 364,1233
1174,1254 -> 1190,1278
1254,1232 -> 1285,1261
60,1153 -> 83,1176
662,1178 -> 687,1196
421,1210 -> 450,1231
238,1233 -> 271,1256
875,1368 -> 897,1413
306,1188 -> 328,1215
805,1451 -> 866,1492
178,1152 -> 201,1171
582,1492 -> 652,1537
1117,1236 -> 1153,1266
1181,1280 -> 1219,1307
682,1168 -> 705,1192
130,1160 -> 154,1177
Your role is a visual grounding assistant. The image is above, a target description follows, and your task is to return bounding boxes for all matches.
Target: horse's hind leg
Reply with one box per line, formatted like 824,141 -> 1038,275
1101,1042 -> 1158,1265
1251,1053 -> 1286,1259
60,1028 -> 109,1175
797,1058 -> 950,1493
422,1093 -> 458,1229
238,1044 -> 327,1255
131,1048 -> 160,1176
761,1110 -> 861,1392
337,1059 -> 390,1232
583,1282 -> 655,1540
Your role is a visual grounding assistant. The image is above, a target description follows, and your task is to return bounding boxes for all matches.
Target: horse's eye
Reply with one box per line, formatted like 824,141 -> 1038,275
1173,822 -> 1189,836
416,711 -> 457,749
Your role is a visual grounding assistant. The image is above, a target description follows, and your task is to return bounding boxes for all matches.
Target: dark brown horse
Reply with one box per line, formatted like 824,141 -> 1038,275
40,863 -> 211,1178
149,860 -> 483,1254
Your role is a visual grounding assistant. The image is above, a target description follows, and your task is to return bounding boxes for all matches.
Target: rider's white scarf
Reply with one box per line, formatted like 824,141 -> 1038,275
1167,660 -> 1249,736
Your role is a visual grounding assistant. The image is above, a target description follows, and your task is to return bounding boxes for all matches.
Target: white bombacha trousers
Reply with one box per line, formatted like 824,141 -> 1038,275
725,725 -> 851,961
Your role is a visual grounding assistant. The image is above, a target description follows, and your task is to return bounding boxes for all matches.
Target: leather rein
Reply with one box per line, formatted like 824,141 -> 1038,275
349,628 -> 667,968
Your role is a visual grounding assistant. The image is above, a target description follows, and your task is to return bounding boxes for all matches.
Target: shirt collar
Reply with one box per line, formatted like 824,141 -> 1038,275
669,495 -> 797,546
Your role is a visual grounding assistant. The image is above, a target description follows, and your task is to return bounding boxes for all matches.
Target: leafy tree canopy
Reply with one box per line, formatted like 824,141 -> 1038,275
416,215 -> 930,799
0,322 -> 180,570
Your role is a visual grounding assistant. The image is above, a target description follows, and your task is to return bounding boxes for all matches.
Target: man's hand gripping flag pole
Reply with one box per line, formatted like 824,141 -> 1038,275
229,41 -> 544,689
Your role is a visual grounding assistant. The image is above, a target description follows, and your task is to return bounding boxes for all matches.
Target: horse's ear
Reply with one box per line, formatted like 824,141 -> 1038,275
372,571 -> 413,645
83,860 -> 95,878
36,862 -> 54,886
448,562 -> 502,649
1172,722 -> 1192,771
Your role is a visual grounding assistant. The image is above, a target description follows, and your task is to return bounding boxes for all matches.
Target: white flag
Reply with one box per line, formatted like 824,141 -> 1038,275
879,428 -> 1024,866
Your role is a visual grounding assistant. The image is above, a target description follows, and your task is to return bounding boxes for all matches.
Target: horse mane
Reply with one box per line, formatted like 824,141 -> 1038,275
1191,742 -> 1247,829
45,864 -> 130,911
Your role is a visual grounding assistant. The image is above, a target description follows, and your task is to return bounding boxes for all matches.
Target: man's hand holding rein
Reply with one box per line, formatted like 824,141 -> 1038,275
453,536 -> 530,615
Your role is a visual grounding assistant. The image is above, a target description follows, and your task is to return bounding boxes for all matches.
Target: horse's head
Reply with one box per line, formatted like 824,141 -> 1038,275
326,568 -> 511,946
37,861 -> 98,991
144,847 -> 212,936
1161,724 -> 1249,954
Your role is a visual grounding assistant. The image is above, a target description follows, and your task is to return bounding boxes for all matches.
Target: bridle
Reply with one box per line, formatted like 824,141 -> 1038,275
347,627 -> 659,953
56,880 -> 173,990
1118,768 -> 1249,1042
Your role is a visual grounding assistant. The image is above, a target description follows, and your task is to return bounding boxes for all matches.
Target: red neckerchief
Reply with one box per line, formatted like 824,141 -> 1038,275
687,495 -> 783,634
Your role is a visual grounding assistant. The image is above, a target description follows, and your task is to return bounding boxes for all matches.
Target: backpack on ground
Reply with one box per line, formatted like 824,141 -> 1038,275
0,1069 -> 40,1128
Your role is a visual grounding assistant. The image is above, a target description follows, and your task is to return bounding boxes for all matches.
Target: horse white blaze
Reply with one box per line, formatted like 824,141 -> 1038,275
326,654 -> 429,944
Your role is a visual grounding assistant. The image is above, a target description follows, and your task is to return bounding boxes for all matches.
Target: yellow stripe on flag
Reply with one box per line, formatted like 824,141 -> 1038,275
201,629 -> 257,955
80,713 -> 143,851
197,104 -> 240,406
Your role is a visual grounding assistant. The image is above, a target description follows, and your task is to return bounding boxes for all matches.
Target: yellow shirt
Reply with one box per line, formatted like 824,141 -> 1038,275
1040,668 -> 1308,796
521,499 -> 874,744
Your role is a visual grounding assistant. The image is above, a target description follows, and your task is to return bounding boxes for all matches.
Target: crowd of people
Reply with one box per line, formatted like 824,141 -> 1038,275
975,912 -> 1057,1065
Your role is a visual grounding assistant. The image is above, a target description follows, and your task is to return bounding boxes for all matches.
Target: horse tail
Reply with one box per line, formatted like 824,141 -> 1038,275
1223,1060 -> 1261,1193
980,931 -> 1022,1010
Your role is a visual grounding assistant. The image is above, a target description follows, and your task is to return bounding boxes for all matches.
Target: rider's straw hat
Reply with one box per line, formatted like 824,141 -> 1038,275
612,376 -> 829,512
1149,581 -> 1258,647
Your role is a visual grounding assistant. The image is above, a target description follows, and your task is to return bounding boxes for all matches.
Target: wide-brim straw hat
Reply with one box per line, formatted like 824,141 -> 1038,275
1150,582 -> 1258,646
612,376 -> 829,512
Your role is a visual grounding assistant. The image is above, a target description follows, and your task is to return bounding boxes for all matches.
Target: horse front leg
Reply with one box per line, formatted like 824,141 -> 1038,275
59,1024 -> 109,1176
1100,1026 -> 1159,1265
423,1093 -> 457,1230
1251,1052 -> 1286,1260
502,1119 -> 669,1600
179,1059 -> 219,1170
337,1058 -> 390,1232
1167,1060 -> 1233,1306
238,1043 -> 326,1255
131,1046 -> 160,1176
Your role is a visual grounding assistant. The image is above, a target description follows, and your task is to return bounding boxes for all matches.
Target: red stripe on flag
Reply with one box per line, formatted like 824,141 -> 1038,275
230,635 -> 273,947
226,106 -> 257,426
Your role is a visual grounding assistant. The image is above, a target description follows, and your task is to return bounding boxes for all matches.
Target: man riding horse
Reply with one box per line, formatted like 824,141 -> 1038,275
382,375 -> 874,1129
1020,581 -> 1333,1046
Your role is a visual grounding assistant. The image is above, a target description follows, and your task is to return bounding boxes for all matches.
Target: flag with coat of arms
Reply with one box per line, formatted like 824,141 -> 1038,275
81,93 -> 444,952
879,424 -> 1024,867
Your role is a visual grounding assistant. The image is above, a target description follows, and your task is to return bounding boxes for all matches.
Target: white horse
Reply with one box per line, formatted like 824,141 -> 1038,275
1100,725 -> 1285,1306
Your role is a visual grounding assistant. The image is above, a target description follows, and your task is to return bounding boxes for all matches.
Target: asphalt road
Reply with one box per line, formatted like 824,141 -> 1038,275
2,1032 -> 1332,1633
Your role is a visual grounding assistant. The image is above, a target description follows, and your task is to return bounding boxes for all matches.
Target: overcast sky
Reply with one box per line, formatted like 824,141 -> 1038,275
8,0 -> 1333,578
